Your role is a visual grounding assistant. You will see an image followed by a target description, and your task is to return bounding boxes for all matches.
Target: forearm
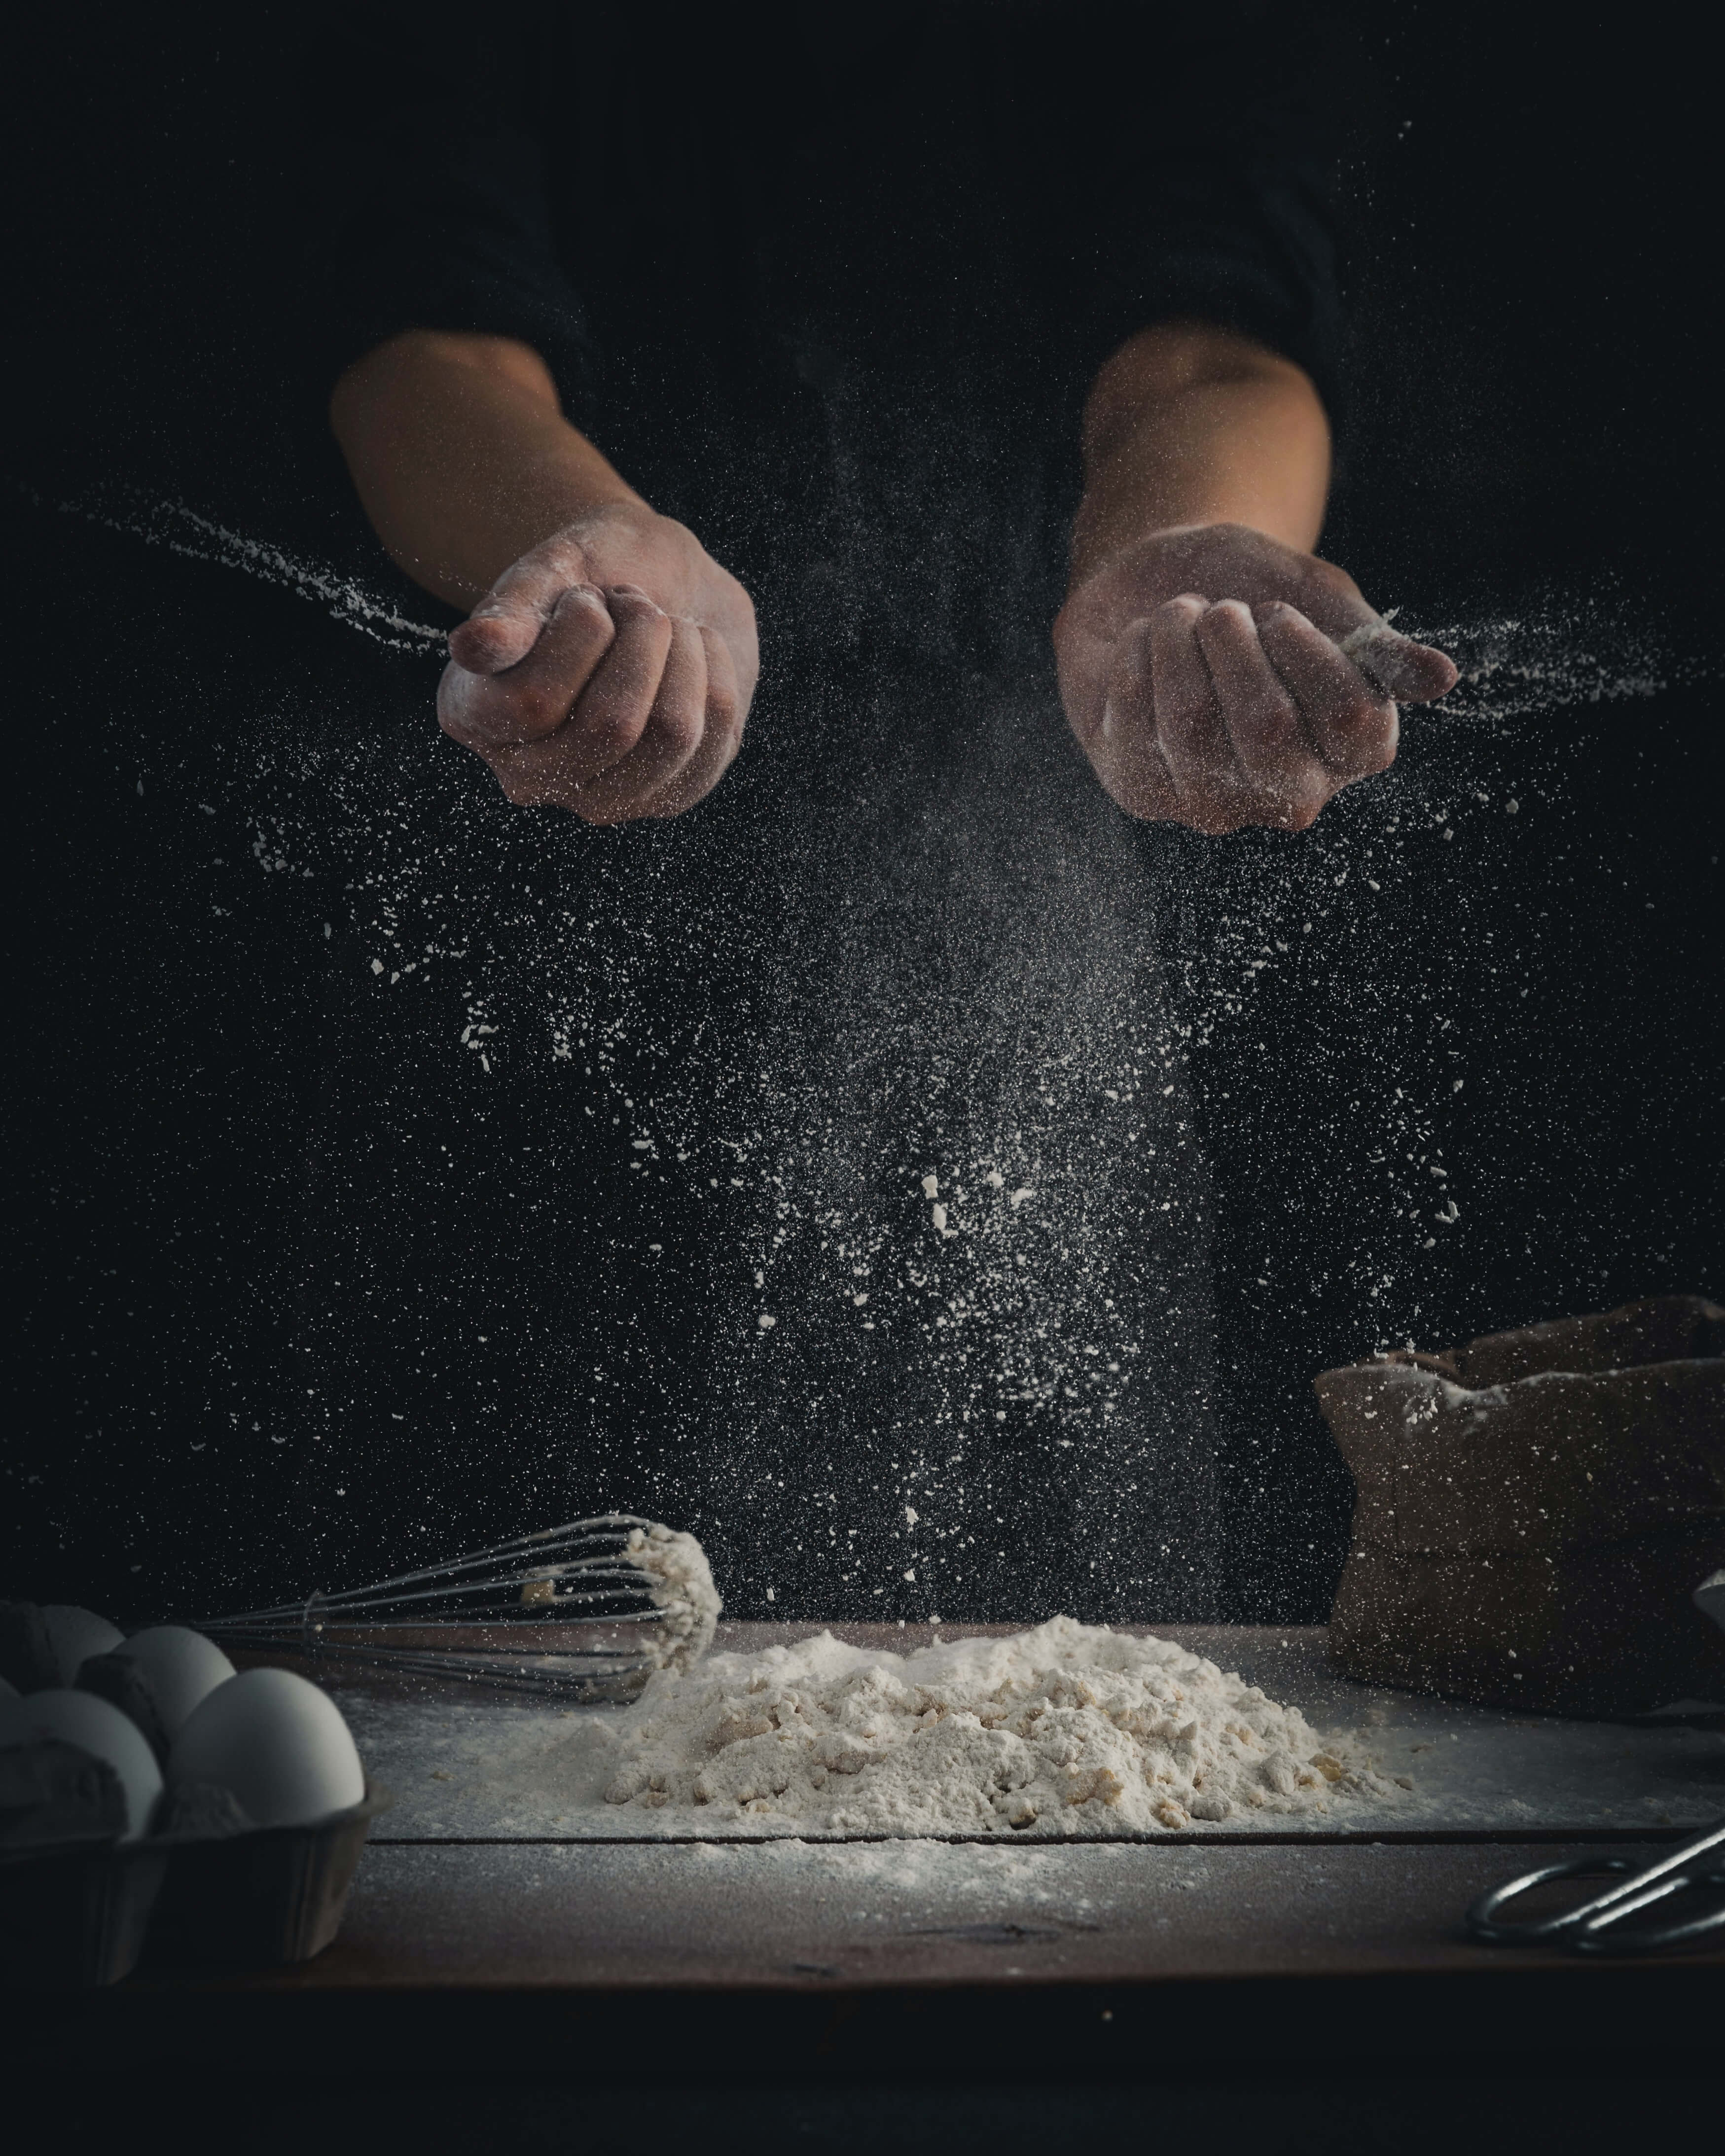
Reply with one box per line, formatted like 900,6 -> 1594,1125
329,330 -> 643,609
1069,322 -> 1331,583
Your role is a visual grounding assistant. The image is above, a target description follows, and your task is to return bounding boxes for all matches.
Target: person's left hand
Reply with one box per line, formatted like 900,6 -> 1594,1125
1053,522 -> 1459,834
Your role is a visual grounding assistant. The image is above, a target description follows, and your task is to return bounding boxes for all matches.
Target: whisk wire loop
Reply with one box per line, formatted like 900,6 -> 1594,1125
185,1514 -> 717,1701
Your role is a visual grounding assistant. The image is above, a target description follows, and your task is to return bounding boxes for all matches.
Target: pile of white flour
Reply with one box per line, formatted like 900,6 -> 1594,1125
604,1617 -> 1405,1834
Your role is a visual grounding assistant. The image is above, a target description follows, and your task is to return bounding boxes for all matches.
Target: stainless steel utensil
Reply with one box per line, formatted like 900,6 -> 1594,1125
1465,1816 -> 1725,1955
186,1516 -> 718,1701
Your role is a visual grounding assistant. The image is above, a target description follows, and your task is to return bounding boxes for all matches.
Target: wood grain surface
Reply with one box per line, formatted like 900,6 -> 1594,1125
9,1627 -> 1721,2081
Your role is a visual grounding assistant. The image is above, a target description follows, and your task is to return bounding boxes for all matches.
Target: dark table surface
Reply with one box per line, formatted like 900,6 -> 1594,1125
13,1626 -> 1724,2084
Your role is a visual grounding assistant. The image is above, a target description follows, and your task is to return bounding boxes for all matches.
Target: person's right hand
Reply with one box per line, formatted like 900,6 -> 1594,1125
437,503 -> 759,823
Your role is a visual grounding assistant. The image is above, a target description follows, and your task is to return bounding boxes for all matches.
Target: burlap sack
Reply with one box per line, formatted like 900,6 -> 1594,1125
1315,1295 -> 1725,1715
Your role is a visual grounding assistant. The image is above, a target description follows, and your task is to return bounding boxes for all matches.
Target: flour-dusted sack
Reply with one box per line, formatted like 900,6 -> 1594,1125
1316,1297 -> 1725,1715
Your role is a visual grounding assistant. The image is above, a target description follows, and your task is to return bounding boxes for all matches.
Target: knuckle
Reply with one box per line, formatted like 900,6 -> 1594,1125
527,534 -> 588,577
582,705 -> 648,762
1360,716 -> 1400,770
1244,693 -> 1303,747
504,683 -> 567,737
445,620 -> 496,666
562,588 -> 613,640
658,705 -> 704,759
703,679 -> 740,737
701,711 -> 744,781
1331,707 -> 1397,771
1160,704 -> 1215,752
606,583 -> 666,618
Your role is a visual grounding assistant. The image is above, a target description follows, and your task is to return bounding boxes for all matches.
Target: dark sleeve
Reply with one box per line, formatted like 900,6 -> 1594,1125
294,3 -> 598,414
1008,3 -> 1353,419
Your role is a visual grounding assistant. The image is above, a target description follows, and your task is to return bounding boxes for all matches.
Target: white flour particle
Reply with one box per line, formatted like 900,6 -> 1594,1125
604,1617 -> 1402,1832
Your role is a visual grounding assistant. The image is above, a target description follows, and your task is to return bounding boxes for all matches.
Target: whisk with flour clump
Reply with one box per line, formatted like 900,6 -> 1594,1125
189,1517 -> 720,1700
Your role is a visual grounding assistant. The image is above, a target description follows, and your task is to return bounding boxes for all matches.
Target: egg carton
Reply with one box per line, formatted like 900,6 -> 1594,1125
146,1779 -> 391,1968
0,1740 -> 168,1988
0,1750 -> 389,1988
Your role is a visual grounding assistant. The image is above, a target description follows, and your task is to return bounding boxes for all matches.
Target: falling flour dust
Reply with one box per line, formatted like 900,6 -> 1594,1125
602,1616 -> 1409,1834
25,469 -> 1696,1618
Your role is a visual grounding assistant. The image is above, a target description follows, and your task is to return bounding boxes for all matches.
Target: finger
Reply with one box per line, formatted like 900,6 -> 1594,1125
1194,599 -> 1331,830
568,585 -> 676,767
439,582 -> 614,747
1268,572 -> 1456,701
1090,617 -> 1178,817
1146,595 -> 1247,833
479,584 -> 672,805
446,540 -> 589,673
1255,602 -> 1399,777
1334,622 -> 1459,703
647,626 -> 747,819
564,616 -> 708,825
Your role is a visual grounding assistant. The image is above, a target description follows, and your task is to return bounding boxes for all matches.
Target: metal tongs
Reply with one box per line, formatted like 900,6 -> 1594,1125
1466,1817 -> 1725,1956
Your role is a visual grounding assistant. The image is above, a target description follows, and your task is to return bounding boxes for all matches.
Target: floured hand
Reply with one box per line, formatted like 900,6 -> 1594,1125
438,503 -> 759,824
1053,522 -> 1458,834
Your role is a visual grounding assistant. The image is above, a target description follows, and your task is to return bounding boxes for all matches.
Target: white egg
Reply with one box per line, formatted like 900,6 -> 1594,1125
168,1667 -> 364,1828
105,1626 -> 236,1741
0,1688 -> 164,1839
40,1605 -> 124,1685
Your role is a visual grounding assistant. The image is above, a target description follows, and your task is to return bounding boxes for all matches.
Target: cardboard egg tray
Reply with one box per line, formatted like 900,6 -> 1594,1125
0,1759 -> 389,1988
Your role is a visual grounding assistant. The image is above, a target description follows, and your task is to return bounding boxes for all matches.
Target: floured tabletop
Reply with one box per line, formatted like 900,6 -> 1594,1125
334,1624 -> 1724,1841
21,1625 -> 1723,2076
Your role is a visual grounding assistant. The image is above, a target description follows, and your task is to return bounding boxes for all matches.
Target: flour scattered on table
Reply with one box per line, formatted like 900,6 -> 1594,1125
604,1617 -> 1404,1834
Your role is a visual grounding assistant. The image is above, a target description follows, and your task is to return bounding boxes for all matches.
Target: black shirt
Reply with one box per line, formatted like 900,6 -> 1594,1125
302,1 -> 1346,586
269,5 -> 1355,1618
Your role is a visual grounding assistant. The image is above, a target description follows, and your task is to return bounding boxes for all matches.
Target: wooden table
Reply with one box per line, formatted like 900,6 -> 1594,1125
14,1626 -> 1724,2084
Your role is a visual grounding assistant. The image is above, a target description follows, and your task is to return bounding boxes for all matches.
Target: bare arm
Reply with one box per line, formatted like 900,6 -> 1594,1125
330,330 -> 758,823
1054,322 -> 1456,833
330,331 -> 642,607
1071,322 -> 1331,574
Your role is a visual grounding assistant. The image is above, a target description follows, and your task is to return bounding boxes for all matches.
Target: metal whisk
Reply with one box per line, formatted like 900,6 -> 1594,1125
188,1516 -> 719,1701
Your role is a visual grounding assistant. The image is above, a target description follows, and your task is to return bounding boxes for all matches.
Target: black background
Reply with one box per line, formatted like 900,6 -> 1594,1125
2,4 -> 1719,1623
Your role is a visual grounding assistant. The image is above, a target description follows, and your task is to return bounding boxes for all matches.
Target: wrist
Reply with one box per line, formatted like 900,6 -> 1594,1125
1069,505 -> 1247,592
332,330 -> 651,607
1070,324 -> 1330,587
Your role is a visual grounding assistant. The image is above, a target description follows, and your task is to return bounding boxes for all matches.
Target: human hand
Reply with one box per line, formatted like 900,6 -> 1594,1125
1052,522 -> 1458,834
437,503 -> 759,823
